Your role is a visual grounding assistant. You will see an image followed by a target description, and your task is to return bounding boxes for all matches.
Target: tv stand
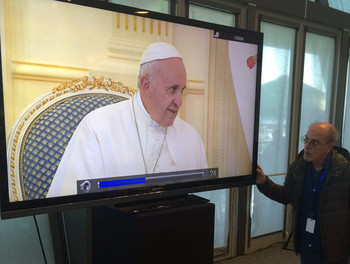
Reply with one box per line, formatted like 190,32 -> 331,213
91,194 -> 215,264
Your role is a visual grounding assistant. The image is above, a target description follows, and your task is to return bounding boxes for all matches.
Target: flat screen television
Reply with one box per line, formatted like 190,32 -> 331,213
0,0 -> 263,219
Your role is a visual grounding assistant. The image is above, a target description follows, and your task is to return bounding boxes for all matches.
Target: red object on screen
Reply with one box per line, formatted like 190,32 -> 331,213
247,55 -> 257,69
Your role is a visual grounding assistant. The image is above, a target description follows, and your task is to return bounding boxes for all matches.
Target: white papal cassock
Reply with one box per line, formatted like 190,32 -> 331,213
47,93 -> 207,197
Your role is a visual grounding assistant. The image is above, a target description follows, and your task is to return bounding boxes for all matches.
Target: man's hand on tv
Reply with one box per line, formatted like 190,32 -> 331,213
256,164 -> 267,185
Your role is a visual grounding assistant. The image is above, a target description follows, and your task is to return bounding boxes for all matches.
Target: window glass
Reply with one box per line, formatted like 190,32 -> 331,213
0,214 -> 54,263
251,175 -> 286,237
309,0 -> 350,14
251,21 -> 296,237
299,33 -> 335,151
189,4 -> 236,27
198,190 -> 230,249
188,3 -> 236,250
110,0 -> 171,13
328,0 -> 350,13
342,48 -> 350,149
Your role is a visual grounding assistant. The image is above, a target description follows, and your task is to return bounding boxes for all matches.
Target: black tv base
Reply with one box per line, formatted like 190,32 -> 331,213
91,194 -> 215,264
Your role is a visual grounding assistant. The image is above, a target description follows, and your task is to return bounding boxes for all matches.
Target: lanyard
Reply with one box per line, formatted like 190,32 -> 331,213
307,165 -> 327,193
307,165 -> 327,217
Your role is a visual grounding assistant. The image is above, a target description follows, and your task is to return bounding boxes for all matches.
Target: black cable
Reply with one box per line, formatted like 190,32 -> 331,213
33,215 -> 48,264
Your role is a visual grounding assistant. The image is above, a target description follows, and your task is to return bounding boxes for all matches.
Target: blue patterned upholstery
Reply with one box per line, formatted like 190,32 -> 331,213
21,94 -> 127,200
7,77 -> 135,201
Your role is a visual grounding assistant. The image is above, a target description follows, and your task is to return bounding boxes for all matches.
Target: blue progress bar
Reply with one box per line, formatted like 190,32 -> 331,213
98,177 -> 146,188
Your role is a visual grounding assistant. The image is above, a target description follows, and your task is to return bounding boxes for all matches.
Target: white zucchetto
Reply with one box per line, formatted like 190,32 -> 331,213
140,42 -> 182,65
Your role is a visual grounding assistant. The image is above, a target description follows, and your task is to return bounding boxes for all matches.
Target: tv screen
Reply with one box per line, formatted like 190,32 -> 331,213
0,0 -> 262,219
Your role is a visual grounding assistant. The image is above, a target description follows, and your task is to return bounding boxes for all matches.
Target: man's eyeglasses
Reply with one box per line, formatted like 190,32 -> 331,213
300,135 -> 330,147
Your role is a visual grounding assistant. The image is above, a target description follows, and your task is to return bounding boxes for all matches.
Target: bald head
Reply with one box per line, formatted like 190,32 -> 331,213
303,122 -> 337,170
308,122 -> 337,144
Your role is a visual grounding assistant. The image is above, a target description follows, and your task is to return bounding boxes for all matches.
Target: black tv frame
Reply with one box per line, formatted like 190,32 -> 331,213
0,0 -> 262,219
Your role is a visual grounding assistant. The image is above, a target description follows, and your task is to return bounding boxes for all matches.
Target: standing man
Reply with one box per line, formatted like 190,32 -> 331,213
47,42 -> 207,197
257,122 -> 350,264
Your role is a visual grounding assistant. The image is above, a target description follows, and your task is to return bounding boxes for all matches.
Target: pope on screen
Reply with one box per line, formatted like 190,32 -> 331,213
47,42 -> 208,197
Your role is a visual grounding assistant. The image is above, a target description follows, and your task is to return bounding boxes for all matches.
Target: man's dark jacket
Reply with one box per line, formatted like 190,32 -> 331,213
257,147 -> 350,263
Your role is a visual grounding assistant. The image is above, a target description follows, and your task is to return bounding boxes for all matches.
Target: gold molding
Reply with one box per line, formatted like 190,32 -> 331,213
12,60 -> 88,82
114,13 -> 170,37
125,14 -> 129,30
52,76 -> 136,96
133,16 -> 137,31
12,60 -> 87,71
117,13 -> 120,28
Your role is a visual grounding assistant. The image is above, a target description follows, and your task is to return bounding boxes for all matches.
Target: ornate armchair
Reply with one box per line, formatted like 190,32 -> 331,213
7,76 -> 136,201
